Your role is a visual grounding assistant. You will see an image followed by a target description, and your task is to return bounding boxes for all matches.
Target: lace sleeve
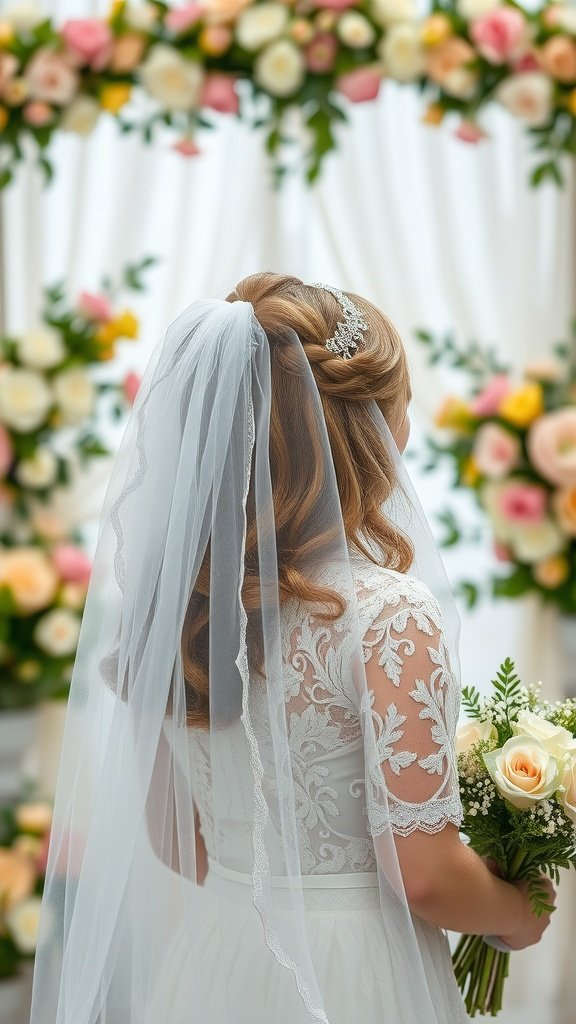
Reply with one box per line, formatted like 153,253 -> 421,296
361,576 -> 463,838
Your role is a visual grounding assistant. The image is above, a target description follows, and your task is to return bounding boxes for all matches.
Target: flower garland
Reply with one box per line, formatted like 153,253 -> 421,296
417,324 -> 576,614
1,0 -> 576,187
0,258 -> 151,710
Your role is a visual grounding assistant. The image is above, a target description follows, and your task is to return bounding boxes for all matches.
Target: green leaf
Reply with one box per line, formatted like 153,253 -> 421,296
462,685 -> 483,721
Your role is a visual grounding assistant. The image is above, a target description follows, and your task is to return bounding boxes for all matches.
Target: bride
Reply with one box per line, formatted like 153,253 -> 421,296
30,273 -> 553,1024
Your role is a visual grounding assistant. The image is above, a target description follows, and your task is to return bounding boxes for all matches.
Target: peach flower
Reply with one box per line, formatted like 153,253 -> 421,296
198,24 -> 233,55
172,137 -> 201,156
0,848 -> 35,910
0,546 -> 59,613
52,543 -> 92,585
454,119 -> 485,143
123,371 -> 141,405
25,48 -> 78,105
23,99 -> 54,126
539,34 -> 576,82
305,33 -> 339,74
533,554 -> 570,589
498,481 -> 547,524
528,409 -> 576,487
0,423 -> 13,476
0,53 -> 19,99
336,66 -> 382,103
61,18 -> 114,71
552,485 -> 576,536
473,423 -> 520,479
203,0 -> 253,25
470,7 -> 529,65
524,357 -> 564,383
200,72 -> 239,112
496,71 -> 553,126
425,37 -> 479,99
109,32 -> 148,74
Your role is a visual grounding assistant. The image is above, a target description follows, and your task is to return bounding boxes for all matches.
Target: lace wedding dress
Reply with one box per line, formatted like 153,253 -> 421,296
145,551 -> 469,1024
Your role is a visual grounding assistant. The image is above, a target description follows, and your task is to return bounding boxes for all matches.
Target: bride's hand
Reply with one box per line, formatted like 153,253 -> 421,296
496,877 -> 556,951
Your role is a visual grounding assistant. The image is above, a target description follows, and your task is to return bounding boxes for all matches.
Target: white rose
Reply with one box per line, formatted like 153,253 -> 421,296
15,447 -> 58,490
53,368 -> 95,425
512,710 -> 576,758
554,5 -> 576,35
497,73 -> 553,127
6,896 -> 42,955
456,719 -> 498,755
0,367 -> 52,432
558,757 -> 576,824
235,3 -> 288,51
509,519 -> 565,564
338,12 -> 376,49
379,22 -> 425,82
255,39 -> 305,98
139,44 -> 203,111
4,1 -> 45,31
456,0 -> 502,18
370,0 -> 417,27
484,735 -> 560,809
34,608 -> 81,657
15,801 -> 52,835
59,95 -> 101,137
124,2 -> 161,32
17,327 -> 65,370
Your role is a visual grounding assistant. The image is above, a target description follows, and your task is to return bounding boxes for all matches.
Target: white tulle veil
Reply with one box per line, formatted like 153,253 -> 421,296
29,295 -> 461,1024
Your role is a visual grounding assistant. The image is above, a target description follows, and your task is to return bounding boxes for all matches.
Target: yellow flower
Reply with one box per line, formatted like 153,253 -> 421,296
567,87 -> 576,117
461,456 -> 480,487
108,0 -> 126,21
498,383 -> 544,428
96,342 -> 116,362
0,21 -> 14,48
421,13 -> 453,48
532,555 -> 570,589
99,82 -> 132,114
113,309 -> 139,339
0,104 -> 8,131
422,102 -> 445,126
95,322 -> 118,346
435,396 -> 474,432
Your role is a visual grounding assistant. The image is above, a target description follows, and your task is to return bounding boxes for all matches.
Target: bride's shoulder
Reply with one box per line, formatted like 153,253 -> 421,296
349,552 -> 443,633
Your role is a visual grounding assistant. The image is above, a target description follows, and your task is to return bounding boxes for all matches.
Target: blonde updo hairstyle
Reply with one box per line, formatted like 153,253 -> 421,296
182,272 -> 413,726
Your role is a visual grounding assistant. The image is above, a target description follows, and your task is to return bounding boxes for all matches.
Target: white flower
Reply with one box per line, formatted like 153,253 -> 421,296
124,2 -> 161,32
16,327 -> 65,370
255,39 -> 305,97
235,3 -> 288,51
59,95 -> 101,137
0,367 -> 52,432
6,897 -> 42,955
338,12 -> 376,49
370,0 -> 417,28
456,0 -> 502,18
139,44 -> 203,111
53,368 -> 95,425
497,73 -> 553,127
510,519 -> 565,564
15,447 -> 58,490
379,22 -> 425,82
34,608 -> 81,657
512,710 -> 576,758
484,735 -> 561,809
456,719 -> 498,755
558,757 -> 576,824
554,4 -> 576,35
3,1 -> 45,31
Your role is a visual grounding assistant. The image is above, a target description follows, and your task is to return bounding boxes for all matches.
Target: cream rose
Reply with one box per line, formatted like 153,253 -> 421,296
15,447 -> 58,490
17,326 -> 65,370
558,757 -> 576,824
6,896 -> 42,955
235,3 -> 288,51
0,367 -> 52,432
370,0 -> 417,27
380,22 -> 425,82
53,368 -> 95,424
59,95 -> 101,136
34,608 -> 81,656
15,801 -> 53,835
338,12 -> 376,49
0,547 -> 58,613
497,72 -> 553,127
512,710 -> 576,758
124,2 -> 161,32
457,0 -> 502,18
4,2 -> 45,31
254,39 -> 305,97
456,719 -> 498,755
139,44 -> 203,111
484,735 -> 560,809
509,518 -> 565,563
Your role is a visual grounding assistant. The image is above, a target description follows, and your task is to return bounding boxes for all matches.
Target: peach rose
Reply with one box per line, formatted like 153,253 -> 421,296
533,554 -> 570,588
305,33 -> 339,74
198,24 -> 233,55
524,357 -> 564,383
61,18 -> 114,71
539,35 -> 576,83
513,710 -> 576,757
497,481 -> 547,525
484,735 -> 560,809
0,546 -> 59,613
23,99 -> 54,126
470,374 -> 511,416
553,485 -> 576,535
528,409 -> 576,487
15,802 -> 53,835
0,848 -> 36,910
497,72 -> 553,126
470,7 -> 529,65
425,37 -> 479,99
25,49 -> 78,106
473,423 -> 520,479
200,72 -> 239,112
109,32 -> 148,74
456,719 -> 497,755
336,67 -> 382,103
78,290 -> 113,323
559,758 -> 576,825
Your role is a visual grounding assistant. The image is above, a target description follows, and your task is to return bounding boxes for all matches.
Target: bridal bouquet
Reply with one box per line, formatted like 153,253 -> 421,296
454,658 -> 576,1016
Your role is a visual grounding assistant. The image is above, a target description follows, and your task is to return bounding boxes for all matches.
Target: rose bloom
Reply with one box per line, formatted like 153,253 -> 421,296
370,0 -> 417,28
0,848 -> 36,911
456,719 -> 497,755
498,382 -> 544,427
60,581 -> 87,611
15,447 -> 58,490
497,480 -> 547,525
17,326 -> 65,370
553,485 -> 576,535
420,14 -> 453,48
336,66 -> 382,103
31,507 -> 68,541
236,3 -> 289,51
23,99 -> 55,126
425,37 -> 479,99
25,48 -> 79,106
109,32 -> 148,74
533,554 -> 570,589
559,758 -> 576,825
202,0 -> 253,25
165,3 -> 204,34
78,290 -> 113,323
123,371 -> 141,405
3,1 -> 45,32
139,44 -> 203,111
470,374 -> 511,416
528,409 -> 576,487
200,72 -> 239,113
172,137 -> 201,157
52,543 -> 92,585
497,72 -> 553,127
34,607 -> 81,657
512,710 -> 576,757
59,95 -> 101,136
539,34 -> 576,82
454,119 -> 485,143
305,33 -> 339,74
53,368 -> 95,425
198,25 -> 233,55
484,735 -> 560,809
337,11 -> 376,49
456,0 -> 501,18
254,39 -> 306,97
16,802 -> 53,835
0,367 -> 52,432
510,518 -> 565,563
380,22 -> 426,82
6,896 -> 43,955
524,357 -> 564,383
470,7 -> 529,65
0,546 -> 58,613
473,422 -> 520,479
61,18 -> 114,71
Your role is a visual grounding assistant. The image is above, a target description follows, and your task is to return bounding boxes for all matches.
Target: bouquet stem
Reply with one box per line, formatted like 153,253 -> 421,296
453,933 -> 510,1017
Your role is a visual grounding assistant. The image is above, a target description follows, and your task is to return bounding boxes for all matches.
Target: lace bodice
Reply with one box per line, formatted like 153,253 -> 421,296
181,555 -> 463,876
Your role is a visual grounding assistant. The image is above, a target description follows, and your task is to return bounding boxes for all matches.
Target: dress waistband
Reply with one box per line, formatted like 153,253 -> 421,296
206,858 -> 380,911
208,858 -> 378,889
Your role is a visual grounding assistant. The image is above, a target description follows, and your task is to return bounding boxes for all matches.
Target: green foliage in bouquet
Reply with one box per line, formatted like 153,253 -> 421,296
0,799 -> 52,980
417,323 -> 576,615
0,257 -> 155,709
454,658 -> 576,1015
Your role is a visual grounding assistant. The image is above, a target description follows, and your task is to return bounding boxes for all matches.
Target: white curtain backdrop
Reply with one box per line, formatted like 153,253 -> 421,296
1,1 -> 575,1021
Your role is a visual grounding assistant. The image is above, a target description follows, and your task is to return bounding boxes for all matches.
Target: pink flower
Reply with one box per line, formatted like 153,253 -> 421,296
61,18 -> 114,71
200,72 -> 239,113
123,371 -> 141,405
165,3 -> 205,33
52,544 -> 92,586
473,423 -> 520,479
498,481 -> 547,525
305,32 -> 339,74
314,0 -> 358,8
470,374 -> 511,417
172,138 -> 201,156
78,291 -> 113,323
336,66 -> 382,103
528,409 -> 576,487
470,8 -> 529,65
454,119 -> 485,143
24,49 -> 78,106
0,424 -> 13,477
515,51 -> 539,72
23,100 -> 55,126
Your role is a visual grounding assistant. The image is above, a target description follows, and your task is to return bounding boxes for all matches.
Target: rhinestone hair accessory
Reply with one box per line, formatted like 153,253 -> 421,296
310,283 -> 368,360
